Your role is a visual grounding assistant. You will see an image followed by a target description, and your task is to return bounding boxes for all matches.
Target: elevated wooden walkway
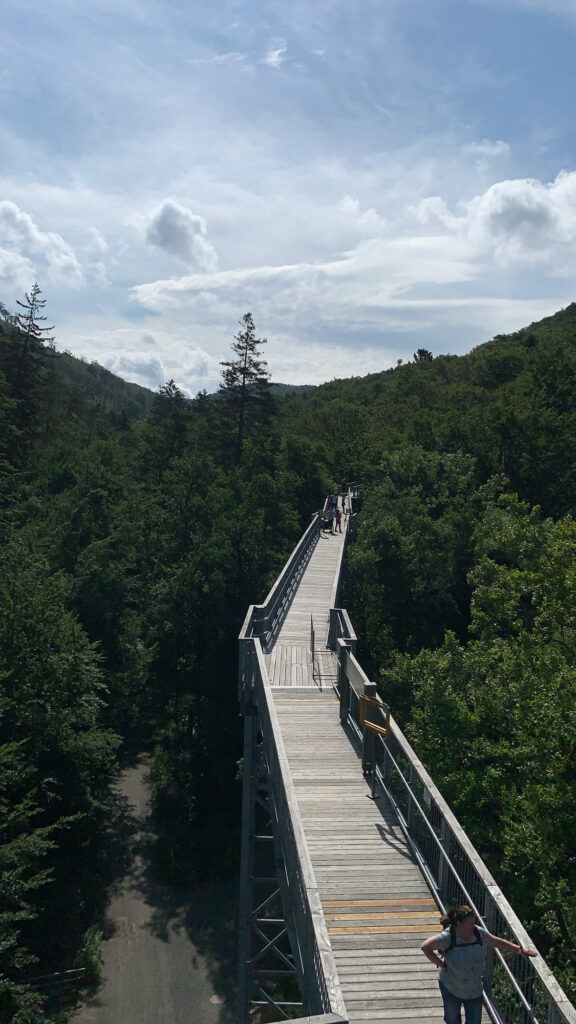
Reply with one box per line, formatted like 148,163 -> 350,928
239,504 -> 575,1024
274,689 -> 442,1022
264,526 -> 344,688
265,526 -> 443,1022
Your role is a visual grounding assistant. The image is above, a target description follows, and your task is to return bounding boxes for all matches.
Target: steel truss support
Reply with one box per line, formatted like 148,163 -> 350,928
237,709 -> 305,1023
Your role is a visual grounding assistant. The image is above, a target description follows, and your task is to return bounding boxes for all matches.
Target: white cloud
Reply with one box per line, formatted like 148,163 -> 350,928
338,195 -> 387,234
262,42 -> 287,69
414,196 -> 462,230
466,172 -> 576,267
0,247 -> 35,289
145,199 -> 218,270
103,350 -> 166,389
269,337 -> 406,384
56,316 -> 220,394
131,231 -> 479,330
211,51 -> 247,66
0,200 -> 85,286
464,140 -> 509,159
85,227 -> 108,255
102,337 -> 215,395
473,0 -> 576,15
414,170 -> 576,273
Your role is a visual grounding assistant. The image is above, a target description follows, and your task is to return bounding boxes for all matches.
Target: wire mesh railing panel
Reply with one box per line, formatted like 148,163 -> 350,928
249,644 -> 346,1021
328,610 -> 576,1024
375,722 -> 575,1024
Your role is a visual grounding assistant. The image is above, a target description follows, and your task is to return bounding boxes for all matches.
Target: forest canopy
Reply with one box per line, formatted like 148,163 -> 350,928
1,292 -> 576,1016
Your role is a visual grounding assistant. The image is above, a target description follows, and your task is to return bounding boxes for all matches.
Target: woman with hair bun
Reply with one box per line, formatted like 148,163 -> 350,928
421,904 -> 537,1024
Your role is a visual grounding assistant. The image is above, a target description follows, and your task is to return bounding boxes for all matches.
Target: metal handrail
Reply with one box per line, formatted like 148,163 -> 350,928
239,488 -> 575,1024
248,637 -> 348,1023
372,728 -> 554,1024
373,736 -> 533,1021
249,510 -> 323,647
333,630 -> 576,1024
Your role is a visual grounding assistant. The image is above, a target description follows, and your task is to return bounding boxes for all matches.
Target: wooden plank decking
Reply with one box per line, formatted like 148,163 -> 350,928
273,688 -> 444,1023
264,522 -> 446,1023
264,525 -> 344,686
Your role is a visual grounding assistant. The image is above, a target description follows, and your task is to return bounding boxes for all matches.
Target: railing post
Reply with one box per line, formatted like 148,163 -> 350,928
328,608 -> 337,650
252,605 -> 268,640
482,892 -> 498,995
361,682 -> 379,777
406,764 -> 414,830
338,643 -> 351,726
436,818 -> 449,908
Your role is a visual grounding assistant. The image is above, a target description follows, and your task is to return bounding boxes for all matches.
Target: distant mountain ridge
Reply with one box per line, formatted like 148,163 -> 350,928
2,300 -> 576,422
56,351 -> 156,419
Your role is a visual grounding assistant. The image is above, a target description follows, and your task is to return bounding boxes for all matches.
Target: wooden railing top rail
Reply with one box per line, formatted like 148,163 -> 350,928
261,510 -> 322,611
328,517 -> 349,610
337,641 -> 368,690
240,511 -> 322,647
334,631 -> 576,1024
252,637 -> 348,1022
240,491 -> 575,1024
384,715 -> 576,1024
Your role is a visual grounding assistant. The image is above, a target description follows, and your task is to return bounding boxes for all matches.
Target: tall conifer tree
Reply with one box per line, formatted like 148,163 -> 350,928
13,283 -> 55,396
9,283 -> 56,459
219,313 -> 270,463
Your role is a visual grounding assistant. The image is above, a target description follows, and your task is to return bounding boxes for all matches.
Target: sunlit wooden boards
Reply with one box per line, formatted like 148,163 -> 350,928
265,527 -> 344,686
260,517 -> 491,1023
273,689 -> 447,1023
275,530 -> 344,647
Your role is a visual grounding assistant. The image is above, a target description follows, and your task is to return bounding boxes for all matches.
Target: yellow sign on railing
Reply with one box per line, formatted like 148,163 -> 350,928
358,694 -> 390,736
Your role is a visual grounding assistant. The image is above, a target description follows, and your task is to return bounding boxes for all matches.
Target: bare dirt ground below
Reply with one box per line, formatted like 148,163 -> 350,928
75,756 -> 236,1024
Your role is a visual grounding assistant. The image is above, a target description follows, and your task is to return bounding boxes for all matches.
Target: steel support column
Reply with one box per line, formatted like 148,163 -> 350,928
237,708 -> 304,1024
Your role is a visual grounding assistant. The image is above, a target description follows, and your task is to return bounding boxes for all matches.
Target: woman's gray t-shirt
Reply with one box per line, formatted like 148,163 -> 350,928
432,926 -> 493,999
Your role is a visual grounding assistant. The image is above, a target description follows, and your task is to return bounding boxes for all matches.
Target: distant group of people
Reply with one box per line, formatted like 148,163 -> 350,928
323,490 -> 347,533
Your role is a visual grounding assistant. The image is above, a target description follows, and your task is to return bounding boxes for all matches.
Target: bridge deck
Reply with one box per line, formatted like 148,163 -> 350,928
265,526 -> 343,687
265,525 -> 445,1023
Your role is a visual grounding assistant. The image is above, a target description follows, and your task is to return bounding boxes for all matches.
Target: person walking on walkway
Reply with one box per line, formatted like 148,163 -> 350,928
421,905 -> 537,1024
334,507 -> 342,532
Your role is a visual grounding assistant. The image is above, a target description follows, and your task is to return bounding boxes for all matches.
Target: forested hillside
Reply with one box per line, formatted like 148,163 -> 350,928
277,304 -> 576,997
1,289 -> 576,1019
0,298 -> 331,1021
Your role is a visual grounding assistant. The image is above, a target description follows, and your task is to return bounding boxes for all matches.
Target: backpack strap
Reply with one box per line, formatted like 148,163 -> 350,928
446,925 -> 482,954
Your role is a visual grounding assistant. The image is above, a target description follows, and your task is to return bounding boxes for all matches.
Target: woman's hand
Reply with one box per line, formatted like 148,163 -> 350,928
421,936 -> 447,968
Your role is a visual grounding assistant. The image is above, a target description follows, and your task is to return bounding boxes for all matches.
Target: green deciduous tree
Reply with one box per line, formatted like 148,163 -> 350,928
0,536 -> 119,974
0,740 -> 57,1022
347,447 -> 488,699
145,379 -> 190,482
399,501 -> 576,994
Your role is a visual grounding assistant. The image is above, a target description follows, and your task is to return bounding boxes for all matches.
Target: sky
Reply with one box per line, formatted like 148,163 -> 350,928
1,0 -> 576,394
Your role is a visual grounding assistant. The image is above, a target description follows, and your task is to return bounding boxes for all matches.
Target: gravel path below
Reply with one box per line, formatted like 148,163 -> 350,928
75,756 -> 236,1024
